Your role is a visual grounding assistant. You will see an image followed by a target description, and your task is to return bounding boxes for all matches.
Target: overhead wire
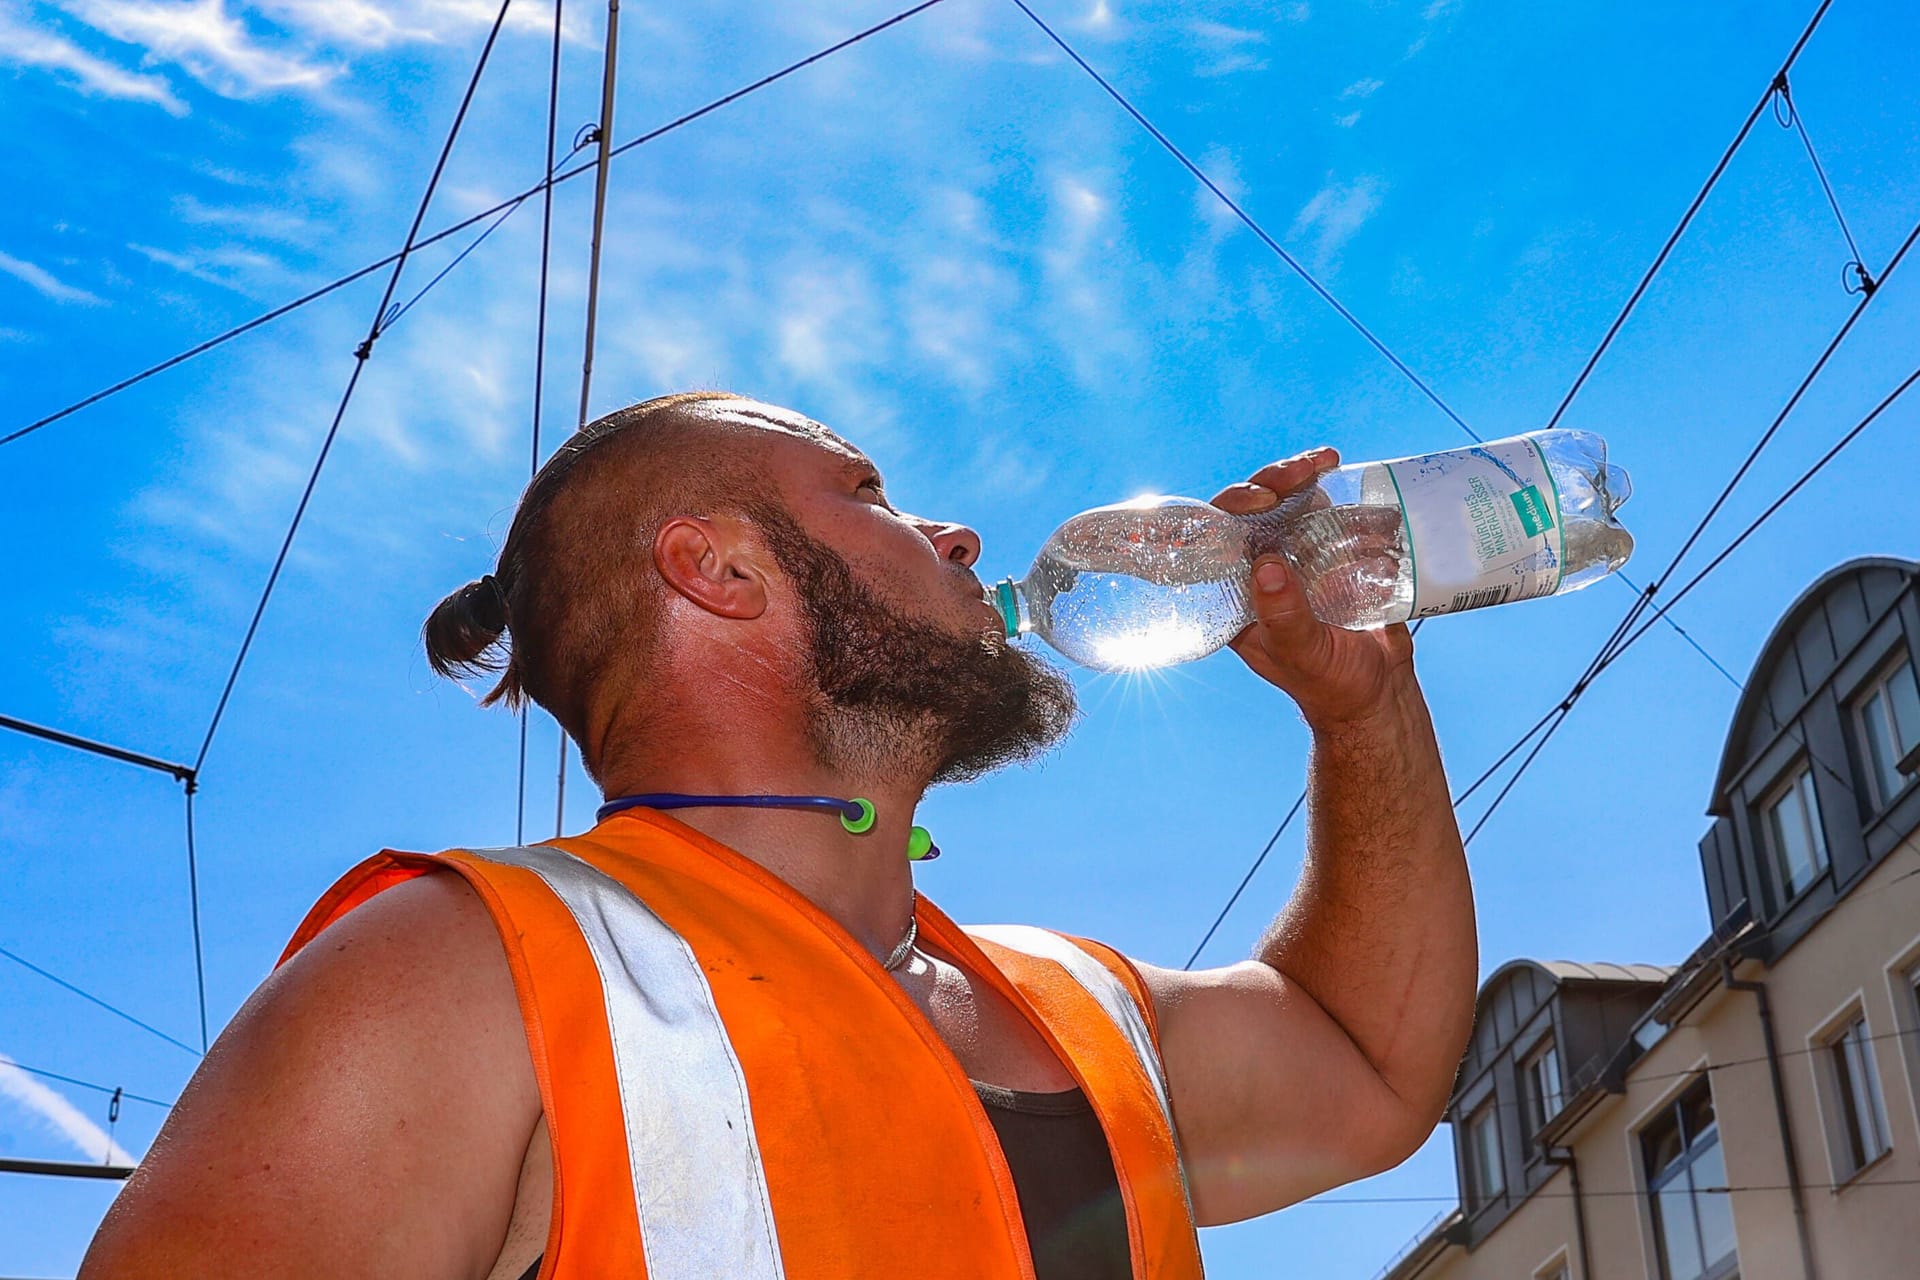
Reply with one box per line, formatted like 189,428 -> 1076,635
0,714 -> 193,785
1459,213 -> 1920,846
136,0 -> 515,1071
1005,0 -> 1479,444
1593,361 -> 1920,682
1541,0 -> 1835,432
1159,0 -> 1840,959
1775,76 -> 1876,295
3,0 -> 955,1112
1,0 -> 952,454
551,0 -> 625,839
0,946 -> 201,1058
0,1062 -> 173,1111
518,0 -> 568,847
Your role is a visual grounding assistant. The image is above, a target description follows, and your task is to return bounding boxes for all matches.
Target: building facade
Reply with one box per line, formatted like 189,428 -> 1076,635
1378,557 -> 1920,1280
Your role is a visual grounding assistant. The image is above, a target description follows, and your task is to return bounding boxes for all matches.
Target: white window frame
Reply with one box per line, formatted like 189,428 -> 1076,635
1805,994 -> 1894,1185
1520,1036 -> 1565,1143
1531,1245 -> 1573,1280
1758,761 -> 1829,905
1883,932 -> 1920,1156
1851,654 -> 1920,811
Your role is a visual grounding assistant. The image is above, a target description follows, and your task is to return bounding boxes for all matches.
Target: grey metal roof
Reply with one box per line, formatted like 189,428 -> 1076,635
1535,960 -> 1676,984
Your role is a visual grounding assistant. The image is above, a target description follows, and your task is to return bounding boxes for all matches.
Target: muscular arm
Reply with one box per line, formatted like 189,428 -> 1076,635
80,873 -> 543,1279
1137,452 -> 1477,1224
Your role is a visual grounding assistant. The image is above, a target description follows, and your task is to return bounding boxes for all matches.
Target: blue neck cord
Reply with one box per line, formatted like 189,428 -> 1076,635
596,792 -> 940,861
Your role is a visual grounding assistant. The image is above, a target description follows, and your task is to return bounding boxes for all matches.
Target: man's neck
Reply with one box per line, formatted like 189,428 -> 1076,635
595,757 -> 928,961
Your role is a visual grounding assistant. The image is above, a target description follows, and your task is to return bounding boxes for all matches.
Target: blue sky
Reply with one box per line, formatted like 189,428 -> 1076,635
3,0 -> 1919,1274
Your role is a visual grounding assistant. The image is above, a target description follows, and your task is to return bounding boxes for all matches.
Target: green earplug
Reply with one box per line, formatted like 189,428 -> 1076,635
840,797 -> 877,834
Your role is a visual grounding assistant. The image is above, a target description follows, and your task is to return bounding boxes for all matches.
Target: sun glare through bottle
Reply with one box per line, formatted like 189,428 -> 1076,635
992,430 -> 1634,673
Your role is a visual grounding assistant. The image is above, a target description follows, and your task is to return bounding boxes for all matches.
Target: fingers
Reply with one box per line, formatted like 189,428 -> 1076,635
1209,447 -> 1340,514
1237,553 -> 1331,677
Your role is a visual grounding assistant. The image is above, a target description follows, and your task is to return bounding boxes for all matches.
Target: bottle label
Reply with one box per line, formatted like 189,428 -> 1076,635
1375,438 -> 1566,618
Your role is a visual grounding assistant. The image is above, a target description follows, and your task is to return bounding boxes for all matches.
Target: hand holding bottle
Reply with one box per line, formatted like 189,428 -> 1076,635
991,428 -> 1633,674
1211,449 -> 1415,728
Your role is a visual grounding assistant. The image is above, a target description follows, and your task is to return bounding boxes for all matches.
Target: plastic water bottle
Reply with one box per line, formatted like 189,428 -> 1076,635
991,429 -> 1633,672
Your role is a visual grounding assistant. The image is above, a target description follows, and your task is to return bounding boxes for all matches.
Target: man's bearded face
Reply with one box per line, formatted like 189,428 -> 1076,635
750,503 -> 1078,784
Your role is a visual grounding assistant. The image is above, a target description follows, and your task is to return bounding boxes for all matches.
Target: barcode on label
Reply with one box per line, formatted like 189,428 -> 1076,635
1448,584 -> 1514,612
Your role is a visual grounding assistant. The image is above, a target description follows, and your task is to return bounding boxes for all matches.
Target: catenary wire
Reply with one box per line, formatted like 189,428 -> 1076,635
192,0 -> 515,777
1586,216 -> 1920,688
1005,0 -> 1480,445
0,714 -> 193,784
1464,330 -> 1920,846
182,787 -> 207,1052
0,0 -> 952,453
158,0 -> 515,1065
552,0 -> 625,839
1776,77 -> 1875,293
519,0 -> 568,847
0,947 -> 201,1058
2,0 -> 951,1080
0,1062 -> 173,1110
1303,1178 -> 1920,1205
1456,210 -> 1920,843
1541,0 -> 1836,432
1596,361 -> 1920,679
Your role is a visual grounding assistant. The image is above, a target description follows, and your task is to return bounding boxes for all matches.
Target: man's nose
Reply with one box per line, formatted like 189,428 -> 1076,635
918,519 -> 982,568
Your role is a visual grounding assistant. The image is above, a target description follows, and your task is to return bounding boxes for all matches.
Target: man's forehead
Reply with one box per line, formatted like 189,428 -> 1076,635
682,397 -> 872,471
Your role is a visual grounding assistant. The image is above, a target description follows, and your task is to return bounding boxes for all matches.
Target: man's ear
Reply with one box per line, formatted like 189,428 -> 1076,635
653,515 -> 770,620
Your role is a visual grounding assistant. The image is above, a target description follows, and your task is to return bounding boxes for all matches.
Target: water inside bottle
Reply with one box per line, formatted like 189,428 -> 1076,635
1028,558 -> 1250,672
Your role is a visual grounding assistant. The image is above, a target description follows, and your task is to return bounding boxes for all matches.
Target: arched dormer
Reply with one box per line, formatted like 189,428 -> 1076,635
1697,557 -> 1920,952
1446,959 -> 1671,1246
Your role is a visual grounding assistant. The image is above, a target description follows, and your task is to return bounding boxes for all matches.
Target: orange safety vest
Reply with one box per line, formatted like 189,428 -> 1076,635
281,808 -> 1204,1280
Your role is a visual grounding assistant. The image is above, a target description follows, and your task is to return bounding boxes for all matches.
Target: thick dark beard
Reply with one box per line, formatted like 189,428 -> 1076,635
747,504 -> 1078,784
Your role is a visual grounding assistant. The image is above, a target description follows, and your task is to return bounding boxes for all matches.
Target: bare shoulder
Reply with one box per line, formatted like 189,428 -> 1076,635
83,870 -> 541,1280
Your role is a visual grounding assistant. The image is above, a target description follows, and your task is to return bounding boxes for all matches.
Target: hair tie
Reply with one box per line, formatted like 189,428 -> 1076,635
473,573 -> 510,632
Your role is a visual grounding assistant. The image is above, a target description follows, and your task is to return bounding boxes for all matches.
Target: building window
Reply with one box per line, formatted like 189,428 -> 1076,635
1463,1099 -> 1504,1210
1520,1038 -> 1564,1142
1760,763 -> 1828,903
1641,1079 -> 1737,1280
1821,1012 -> 1891,1178
1853,656 -> 1920,810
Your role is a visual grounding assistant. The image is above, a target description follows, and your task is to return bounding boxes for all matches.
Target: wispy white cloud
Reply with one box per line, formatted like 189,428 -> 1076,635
1342,76 -> 1383,99
1039,172 -> 1141,383
252,0 -> 569,50
1333,110 -> 1362,129
1188,18 -> 1267,76
171,194 -> 310,243
59,0 -> 337,96
129,240 -> 282,294
1422,0 -> 1460,19
0,1055 -> 136,1166
1189,19 -> 1263,45
1289,175 -> 1384,270
0,1 -> 186,113
0,248 -> 104,305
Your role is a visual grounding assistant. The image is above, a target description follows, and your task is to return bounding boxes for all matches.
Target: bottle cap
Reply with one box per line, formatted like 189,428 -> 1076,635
993,579 -> 1022,639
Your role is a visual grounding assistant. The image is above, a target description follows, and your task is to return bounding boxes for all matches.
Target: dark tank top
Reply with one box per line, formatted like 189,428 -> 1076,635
515,1082 -> 1129,1279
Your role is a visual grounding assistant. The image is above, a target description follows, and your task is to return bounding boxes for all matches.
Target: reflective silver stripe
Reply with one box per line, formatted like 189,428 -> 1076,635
966,924 -> 1173,1126
472,845 -> 785,1280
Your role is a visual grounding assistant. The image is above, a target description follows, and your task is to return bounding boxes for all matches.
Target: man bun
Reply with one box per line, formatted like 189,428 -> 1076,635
423,574 -> 511,680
